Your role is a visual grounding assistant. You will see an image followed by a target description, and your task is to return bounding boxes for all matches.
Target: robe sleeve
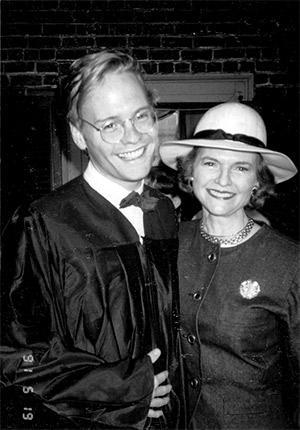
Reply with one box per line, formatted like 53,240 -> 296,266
1,206 -> 154,429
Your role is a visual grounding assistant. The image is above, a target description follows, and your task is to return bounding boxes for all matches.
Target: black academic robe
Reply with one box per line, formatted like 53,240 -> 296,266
1,176 -> 180,429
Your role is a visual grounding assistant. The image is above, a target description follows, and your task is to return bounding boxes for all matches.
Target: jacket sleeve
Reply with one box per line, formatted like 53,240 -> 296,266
284,270 -> 300,428
1,207 -> 154,429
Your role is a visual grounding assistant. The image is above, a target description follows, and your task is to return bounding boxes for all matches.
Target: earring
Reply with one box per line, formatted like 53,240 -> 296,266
187,176 -> 194,188
251,186 -> 258,196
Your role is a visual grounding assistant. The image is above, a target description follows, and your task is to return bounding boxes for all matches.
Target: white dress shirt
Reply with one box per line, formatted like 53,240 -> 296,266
83,161 -> 145,238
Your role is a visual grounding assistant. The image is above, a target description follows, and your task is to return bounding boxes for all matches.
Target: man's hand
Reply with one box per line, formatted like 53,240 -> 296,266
147,348 -> 172,418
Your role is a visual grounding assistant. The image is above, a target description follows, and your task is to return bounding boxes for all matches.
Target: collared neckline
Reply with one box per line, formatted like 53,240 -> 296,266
83,161 -> 144,210
83,161 -> 145,239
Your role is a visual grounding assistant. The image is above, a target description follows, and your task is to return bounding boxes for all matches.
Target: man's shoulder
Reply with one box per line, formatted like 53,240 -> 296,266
11,176 -> 88,224
144,184 -> 175,214
33,176 -> 85,208
144,184 -> 169,200
143,185 -> 178,239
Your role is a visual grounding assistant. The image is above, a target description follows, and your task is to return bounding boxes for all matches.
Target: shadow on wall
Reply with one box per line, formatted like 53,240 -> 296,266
1,86 -> 71,231
2,89 -> 53,230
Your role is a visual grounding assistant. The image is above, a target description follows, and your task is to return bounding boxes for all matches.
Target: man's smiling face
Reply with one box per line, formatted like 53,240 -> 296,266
73,71 -> 158,191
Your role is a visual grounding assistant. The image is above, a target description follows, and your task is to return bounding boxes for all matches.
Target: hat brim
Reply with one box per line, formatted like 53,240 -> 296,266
159,138 -> 298,184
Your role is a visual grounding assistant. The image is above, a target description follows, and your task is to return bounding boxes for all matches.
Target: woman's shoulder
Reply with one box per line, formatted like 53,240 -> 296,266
262,224 -> 298,248
179,219 -> 200,240
258,225 -> 299,265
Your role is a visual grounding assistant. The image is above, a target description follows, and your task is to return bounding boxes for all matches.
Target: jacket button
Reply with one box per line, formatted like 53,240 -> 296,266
187,334 -> 196,344
207,253 -> 217,262
190,377 -> 200,388
193,292 -> 201,300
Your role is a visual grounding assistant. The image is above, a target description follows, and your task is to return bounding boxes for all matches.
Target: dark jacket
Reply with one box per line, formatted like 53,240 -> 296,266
178,220 -> 299,430
1,176 -> 180,429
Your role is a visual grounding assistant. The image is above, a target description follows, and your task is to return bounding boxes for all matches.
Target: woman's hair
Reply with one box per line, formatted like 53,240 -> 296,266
177,147 -> 276,209
147,163 -> 181,197
65,48 -> 157,127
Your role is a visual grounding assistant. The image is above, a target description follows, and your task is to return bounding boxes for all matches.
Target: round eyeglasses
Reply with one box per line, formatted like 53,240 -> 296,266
79,107 -> 157,144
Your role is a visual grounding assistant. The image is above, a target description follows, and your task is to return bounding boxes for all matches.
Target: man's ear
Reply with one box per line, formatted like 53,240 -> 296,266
70,123 -> 86,150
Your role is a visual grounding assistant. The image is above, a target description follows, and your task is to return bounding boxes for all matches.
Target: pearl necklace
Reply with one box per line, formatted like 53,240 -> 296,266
200,217 -> 255,246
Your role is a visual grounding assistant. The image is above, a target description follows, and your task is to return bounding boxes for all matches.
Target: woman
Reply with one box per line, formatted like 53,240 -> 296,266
159,102 -> 299,429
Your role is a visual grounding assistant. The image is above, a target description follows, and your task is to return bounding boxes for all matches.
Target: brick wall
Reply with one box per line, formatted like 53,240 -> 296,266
2,0 -> 299,93
1,0 -> 299,238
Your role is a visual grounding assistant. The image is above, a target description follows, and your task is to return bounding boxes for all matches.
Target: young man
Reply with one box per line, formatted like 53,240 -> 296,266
1,49 -> 180,429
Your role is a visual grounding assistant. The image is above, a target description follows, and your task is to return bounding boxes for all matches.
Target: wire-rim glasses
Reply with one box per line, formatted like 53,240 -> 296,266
79,107 -> 157,144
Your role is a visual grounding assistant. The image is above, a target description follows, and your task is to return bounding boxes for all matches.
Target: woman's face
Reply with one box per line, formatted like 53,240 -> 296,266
192,147 -> 259,217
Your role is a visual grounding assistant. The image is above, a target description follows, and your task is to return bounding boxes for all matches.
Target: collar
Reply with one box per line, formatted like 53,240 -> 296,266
83,161 -> 144,209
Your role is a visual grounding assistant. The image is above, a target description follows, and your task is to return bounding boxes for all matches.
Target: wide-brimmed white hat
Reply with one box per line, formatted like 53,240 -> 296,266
159,102 -> 297,183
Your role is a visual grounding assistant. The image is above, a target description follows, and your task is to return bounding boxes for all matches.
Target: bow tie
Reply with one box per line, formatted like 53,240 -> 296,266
119,190 -> 159,212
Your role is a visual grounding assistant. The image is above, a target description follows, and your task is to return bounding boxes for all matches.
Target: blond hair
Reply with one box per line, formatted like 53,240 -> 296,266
66,48 -> 157,127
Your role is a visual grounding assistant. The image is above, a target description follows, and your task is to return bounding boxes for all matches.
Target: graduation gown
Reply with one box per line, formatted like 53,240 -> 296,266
1,176 -> 180,429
